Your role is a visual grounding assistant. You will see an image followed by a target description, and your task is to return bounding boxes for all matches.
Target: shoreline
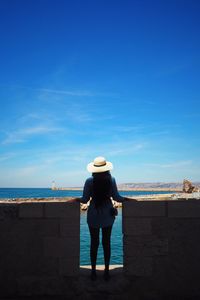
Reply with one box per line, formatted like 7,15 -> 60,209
52,187 -> 182,192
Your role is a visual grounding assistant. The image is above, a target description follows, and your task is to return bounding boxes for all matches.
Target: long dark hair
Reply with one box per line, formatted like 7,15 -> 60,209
92,171 -> 112,209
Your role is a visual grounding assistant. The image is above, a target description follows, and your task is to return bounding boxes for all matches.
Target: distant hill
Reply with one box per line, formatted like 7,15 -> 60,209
118,182 -> 200,190
52,181 -> 200,191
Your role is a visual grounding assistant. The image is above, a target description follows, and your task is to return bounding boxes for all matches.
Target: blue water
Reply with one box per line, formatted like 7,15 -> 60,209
80,208 -> 123,265
0,188 -> 175,265
0,188 -> 174,199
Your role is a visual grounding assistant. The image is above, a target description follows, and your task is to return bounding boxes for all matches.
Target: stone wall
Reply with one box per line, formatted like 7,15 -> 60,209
0,200 -> 80,297
1,199 -> 200,298
123,199 -> 200,297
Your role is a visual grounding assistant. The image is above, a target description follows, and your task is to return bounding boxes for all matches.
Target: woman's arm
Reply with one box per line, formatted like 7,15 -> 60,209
111,177 -> 125,202
80,178 -> 92,204
111,177 -> 137,202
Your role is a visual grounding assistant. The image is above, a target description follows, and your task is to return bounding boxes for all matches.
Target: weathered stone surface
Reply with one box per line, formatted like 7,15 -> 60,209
77,266 -> 130,296
2,199 -> 200,298
59,258 -> 79,276
44,202 -> 80,218
166,235 -> 200,295
0,255 -> 59,277
0,236 -> 43,262
124,235 -> 168,257
44,237 -> 80,257
167,218 -> 200,237
151,217 -> 168,238
0,219 -> 59,238
0,278 -> 18,296
123,201 -> 165,217
19,203 -> 44,218
17,269 -> 130,298
123,218 -> 152,235
124,256 -> 153,276
0,203 -> 18,220
17,276 -> 69,296
60,218 -> 80,236
168,200 -> 200,217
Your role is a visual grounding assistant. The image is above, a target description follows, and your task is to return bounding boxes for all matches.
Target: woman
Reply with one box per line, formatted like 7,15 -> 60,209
80,156 -> 129,281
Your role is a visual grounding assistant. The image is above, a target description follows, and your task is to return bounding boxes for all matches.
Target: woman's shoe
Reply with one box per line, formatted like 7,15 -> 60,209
103,269 -> 110,281
90,270 -> 97,281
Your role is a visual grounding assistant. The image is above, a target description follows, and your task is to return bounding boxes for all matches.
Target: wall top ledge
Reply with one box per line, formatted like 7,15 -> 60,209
131,198 -> 200,202
0,197 -> 75,204
0,197 -> 200,205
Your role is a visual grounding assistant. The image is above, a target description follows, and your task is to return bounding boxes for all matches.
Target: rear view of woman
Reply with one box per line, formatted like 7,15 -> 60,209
80,156 -> 127,281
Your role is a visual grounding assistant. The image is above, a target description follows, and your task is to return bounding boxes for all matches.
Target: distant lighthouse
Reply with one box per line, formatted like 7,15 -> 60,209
52,181 -> 56,190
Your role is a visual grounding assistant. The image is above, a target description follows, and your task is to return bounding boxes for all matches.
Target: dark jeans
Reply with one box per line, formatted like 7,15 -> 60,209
89,225 -> 113,270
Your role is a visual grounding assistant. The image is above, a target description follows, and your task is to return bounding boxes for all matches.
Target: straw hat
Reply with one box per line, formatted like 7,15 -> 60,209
87,156 -> 113,173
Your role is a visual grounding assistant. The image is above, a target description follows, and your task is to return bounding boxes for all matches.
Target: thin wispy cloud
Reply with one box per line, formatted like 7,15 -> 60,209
112,125 -> 145,133
147,130 -> 170,136
66,110 -> 94,123
61,101 -> 115,124
2,126 -> 63,145
19,113 -> 45,123
98,142 -> 146,157
1,84 -> 94,97
0,153 -> 16,162
1,84 -> 119,98
144,160 -> 192,169
37,88 -> 94,97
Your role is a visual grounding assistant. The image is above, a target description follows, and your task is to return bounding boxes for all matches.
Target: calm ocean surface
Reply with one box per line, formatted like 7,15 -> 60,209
0,188 -> 174,265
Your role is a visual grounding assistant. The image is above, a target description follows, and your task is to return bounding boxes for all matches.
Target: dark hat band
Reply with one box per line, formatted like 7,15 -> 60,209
94,162 -> 107,167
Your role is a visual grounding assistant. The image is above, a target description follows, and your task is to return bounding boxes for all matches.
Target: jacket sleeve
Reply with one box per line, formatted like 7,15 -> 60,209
111,177 -> 125,203
80,178 -> 92,203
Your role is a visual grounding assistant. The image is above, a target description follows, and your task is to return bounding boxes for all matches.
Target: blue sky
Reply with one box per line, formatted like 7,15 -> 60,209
0,0 -> 200,187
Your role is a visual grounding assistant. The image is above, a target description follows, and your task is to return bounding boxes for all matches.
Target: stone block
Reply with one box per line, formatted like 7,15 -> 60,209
151,238 -> 168,255
0,234 -> 43,259
44,202 -> 80,218
123,218 -> 152,235
59,257 -> 79,276
60,218 -> 80,236
0,219 -> 60,238
124,256 -> 153,276
123,235 -> 168,257
0,203 -> 18,220
17,276 -> 66,296
19,203 -> 44,218
123,201 -> 166,217
32,219 -> 60,237
151,217 -> 168,238
167,218 -> 200,237
151,256 -> 170,290
44,237 -> 80,257
166,236 -> 200,294
0,255 -> 59,277
168,200 -> 200,218
0,278 -> 18,296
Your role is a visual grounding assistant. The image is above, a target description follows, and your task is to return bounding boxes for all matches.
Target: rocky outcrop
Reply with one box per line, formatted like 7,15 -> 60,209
183,179 -> 198,193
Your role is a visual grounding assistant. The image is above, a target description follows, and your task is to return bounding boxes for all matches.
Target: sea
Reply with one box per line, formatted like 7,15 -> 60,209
0,188 -> 174,265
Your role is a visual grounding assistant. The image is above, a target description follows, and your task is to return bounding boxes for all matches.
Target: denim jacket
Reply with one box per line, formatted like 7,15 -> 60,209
80,176 -> 124,228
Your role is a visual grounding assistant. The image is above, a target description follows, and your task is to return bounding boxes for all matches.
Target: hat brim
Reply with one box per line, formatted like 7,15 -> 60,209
87,161 -> 113,173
